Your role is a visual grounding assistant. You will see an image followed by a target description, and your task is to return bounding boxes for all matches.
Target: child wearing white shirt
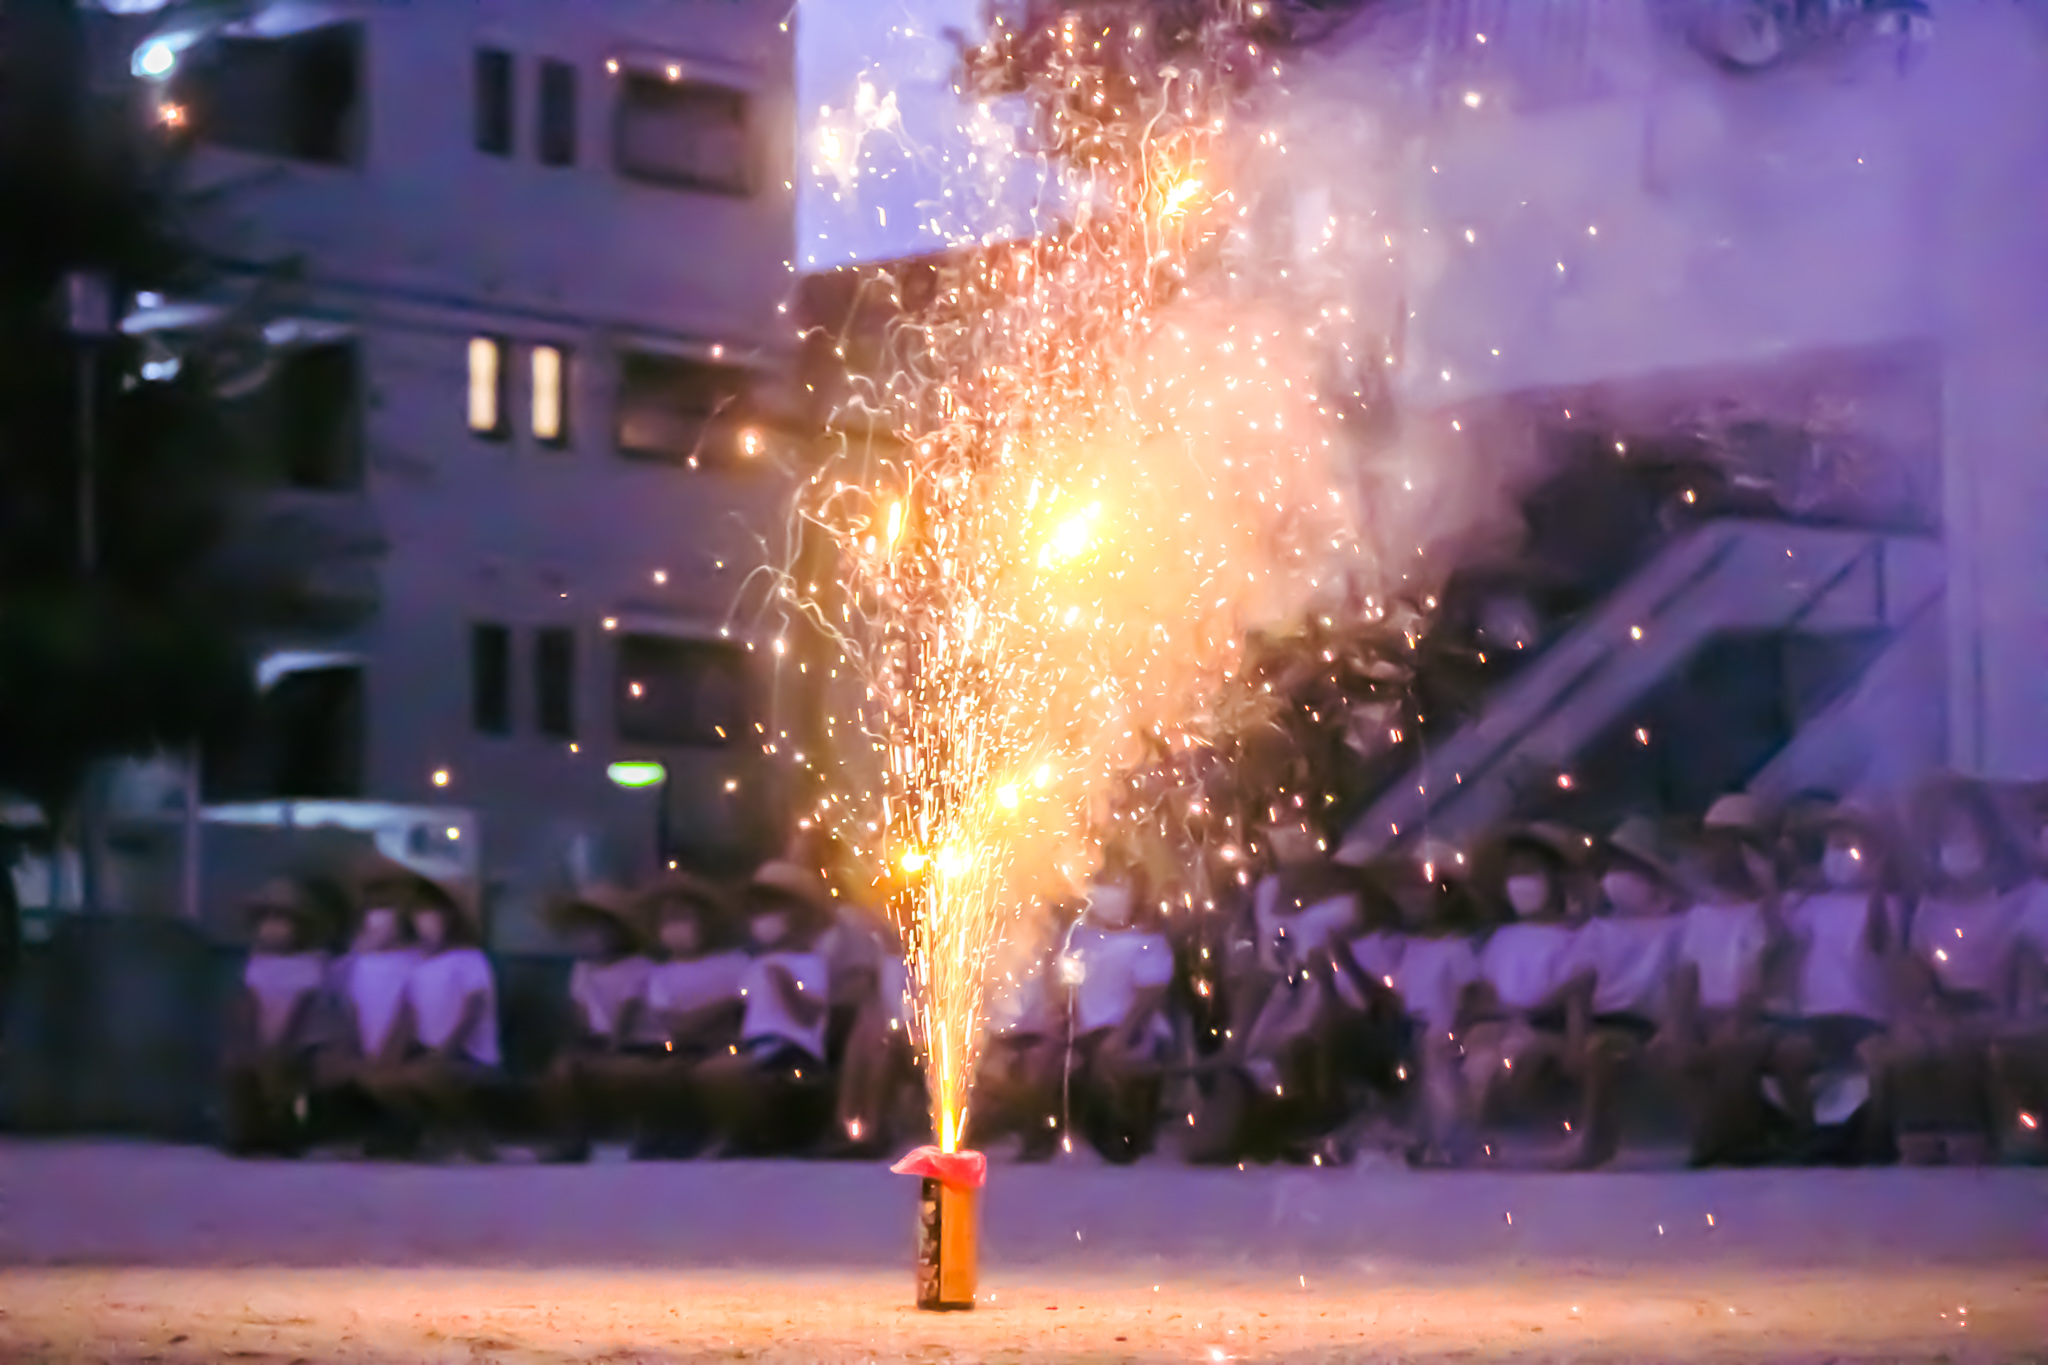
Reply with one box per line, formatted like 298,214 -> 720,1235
972,898 -> 1072,1160
1883,779 -> 2027,1164
347,860 -> 497,1160
691,861 -> 838,1155
221,880 -> 334,1155
1453,828 -> 1612,1170
536,883 -> 662,1162
1063,878 -> 1179,1164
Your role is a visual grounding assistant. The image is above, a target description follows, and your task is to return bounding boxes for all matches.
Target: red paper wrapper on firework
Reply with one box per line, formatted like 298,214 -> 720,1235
893,1146 -> 985,1310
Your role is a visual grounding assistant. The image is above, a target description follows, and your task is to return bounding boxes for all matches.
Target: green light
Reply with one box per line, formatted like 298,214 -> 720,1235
607,760 -> 668,789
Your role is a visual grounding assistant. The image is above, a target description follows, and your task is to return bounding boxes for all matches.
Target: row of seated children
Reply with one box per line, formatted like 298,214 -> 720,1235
222,852 -> 916,1159
966,776 -> 2048,1169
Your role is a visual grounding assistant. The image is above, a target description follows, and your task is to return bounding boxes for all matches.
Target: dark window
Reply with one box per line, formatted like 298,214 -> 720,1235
231,341 -> 362,490
172,24 -> 364,165
475,48 -> 514,155
535,626 -> 576,739
615,350 -> 750,463
471,623 -> 511,735
614,73 -> 750,193
538,58 -> 577,166
616,634 -> 748,746
207,665 -> 365,800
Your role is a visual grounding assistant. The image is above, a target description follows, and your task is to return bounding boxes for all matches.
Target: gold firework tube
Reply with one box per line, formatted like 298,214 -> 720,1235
892,1145 -> 987,1311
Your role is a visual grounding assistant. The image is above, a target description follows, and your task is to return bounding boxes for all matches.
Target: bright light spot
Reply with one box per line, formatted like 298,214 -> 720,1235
1462,91 -> 1482,108
431,769 -> 450,788
997,783 -> 1020,810
135,40 -> 177,78
901,850 -> 929,874
740,428 -> 763,457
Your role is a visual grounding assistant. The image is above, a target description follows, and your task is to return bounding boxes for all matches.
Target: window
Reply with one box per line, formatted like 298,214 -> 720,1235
468,336 -> 506,437
538,58 -> 577,166
614,72 -> 750,194
207,664 -> 365,800
614,350 -> 750,463
171,24 -> 363,164
616,635 -> 748,746
475,48 -> 514,155
239,340 -> 361,490
532,344 -> 568,444
471,623 -> 511,735
536,626 -> 576,739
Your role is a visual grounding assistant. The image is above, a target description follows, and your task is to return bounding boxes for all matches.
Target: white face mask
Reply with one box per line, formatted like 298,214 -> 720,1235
751,911 -> 790,948
359,907 -> 400,950
1601,870 -> 1657,917
1504,874 -> 1550,918
1939,841 -> 1985,882
659,917 -> 702,956
1822,845 -> 1867,890
413,909 -> 447,949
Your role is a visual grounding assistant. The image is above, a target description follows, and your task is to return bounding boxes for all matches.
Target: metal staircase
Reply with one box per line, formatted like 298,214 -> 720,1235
1338,518 -> 1945,858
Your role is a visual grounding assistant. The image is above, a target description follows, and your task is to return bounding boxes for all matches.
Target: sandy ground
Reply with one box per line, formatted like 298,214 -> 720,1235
2,1142 -> 2045,1362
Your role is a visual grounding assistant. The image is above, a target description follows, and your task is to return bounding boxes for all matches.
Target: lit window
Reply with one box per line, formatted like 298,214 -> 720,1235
468,336 -> 505,436
532,344 -> 567,443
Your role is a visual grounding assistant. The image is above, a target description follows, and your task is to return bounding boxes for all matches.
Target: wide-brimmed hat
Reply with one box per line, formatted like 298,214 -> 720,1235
1702,792 -> 1769,836
633,868 -> 728,919
240,878 -> 337,943
1600,816 -> 1681,884
546,881 -> 649,947
348,850 -> 476,931
746,859 -> 837,924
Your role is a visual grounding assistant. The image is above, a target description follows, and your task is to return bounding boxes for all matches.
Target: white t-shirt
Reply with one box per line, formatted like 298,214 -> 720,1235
1390,935 -> 1479,1031
405,947 -> 500,1066
1678,902 -> 1772,1012
1479,921 -> 1582,1013
341,948 -> 420,1057
987,959 -> 1055,1037
1065,925 -> 1176,1035
1910,891 -> 2019,998
1783,892 -> 1891,1021
1254,877 -> 1359,968
644,950 -> 751,1043
1572,916 -> 1680,1018
738,950 -> 832,1059
243,951 -> 328,1048
568,955 -> 653,1041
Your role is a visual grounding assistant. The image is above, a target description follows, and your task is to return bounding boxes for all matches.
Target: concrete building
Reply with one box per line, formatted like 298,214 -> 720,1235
111,0 -> 806,945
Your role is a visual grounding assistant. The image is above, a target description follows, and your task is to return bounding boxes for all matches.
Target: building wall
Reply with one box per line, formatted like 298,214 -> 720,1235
154,0 -> 805,946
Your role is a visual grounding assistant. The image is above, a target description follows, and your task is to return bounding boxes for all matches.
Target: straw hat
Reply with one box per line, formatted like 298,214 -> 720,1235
1702,792 -> 1768,835
747,859 -> 837,925
633,867 -> 728,919
1600,816 -> 1680,883
349,850 -> 476,930
546,881 -> 648,947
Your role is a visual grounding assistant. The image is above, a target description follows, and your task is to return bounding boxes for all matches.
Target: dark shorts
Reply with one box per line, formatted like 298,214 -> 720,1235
1593,1013 -> 1658,1045
740,1037 -> 824,1077
1765,1015 -> 1884,1068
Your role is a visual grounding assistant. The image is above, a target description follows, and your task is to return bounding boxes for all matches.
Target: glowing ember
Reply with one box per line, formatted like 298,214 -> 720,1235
789,5 -> 1366,1150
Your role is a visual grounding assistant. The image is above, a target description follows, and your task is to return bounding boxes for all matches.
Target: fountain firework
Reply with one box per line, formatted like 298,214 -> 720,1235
787,1 -> 1371,1154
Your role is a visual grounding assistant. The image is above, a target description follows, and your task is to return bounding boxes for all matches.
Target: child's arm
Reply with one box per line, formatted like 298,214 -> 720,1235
377,997 -> 417,1066
440,989 -> 488,1061
766,963 -> 829,1030
660,997 -> 745,1047
278,989 -> 319,1054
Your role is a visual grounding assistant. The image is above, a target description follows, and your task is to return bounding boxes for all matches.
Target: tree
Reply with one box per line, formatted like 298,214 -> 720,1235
0,0 -> 261,907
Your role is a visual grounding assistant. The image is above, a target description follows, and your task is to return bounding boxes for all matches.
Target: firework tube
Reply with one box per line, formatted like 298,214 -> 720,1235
893,1145 -> 986,1310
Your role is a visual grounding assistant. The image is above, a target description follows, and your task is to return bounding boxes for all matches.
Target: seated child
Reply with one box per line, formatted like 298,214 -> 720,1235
971,897 -> 1071,1160
1063,875 -> 1177,1163
1884,777 -> 2026,1163
352,860 -> 500,1159
1457,825 -> 1612,1169
221,879 -> 335,1155
1767,801 -> 1901,1161
1667,796 -> 1784,1165
692,861 -> 837,1154
634,871 -> 749,1156
536,882 -> 658,1161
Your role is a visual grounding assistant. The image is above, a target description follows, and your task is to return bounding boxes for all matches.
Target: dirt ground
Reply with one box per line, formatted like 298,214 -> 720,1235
4,1264 -> 2044,1363
2,1142 -> 2045,1362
